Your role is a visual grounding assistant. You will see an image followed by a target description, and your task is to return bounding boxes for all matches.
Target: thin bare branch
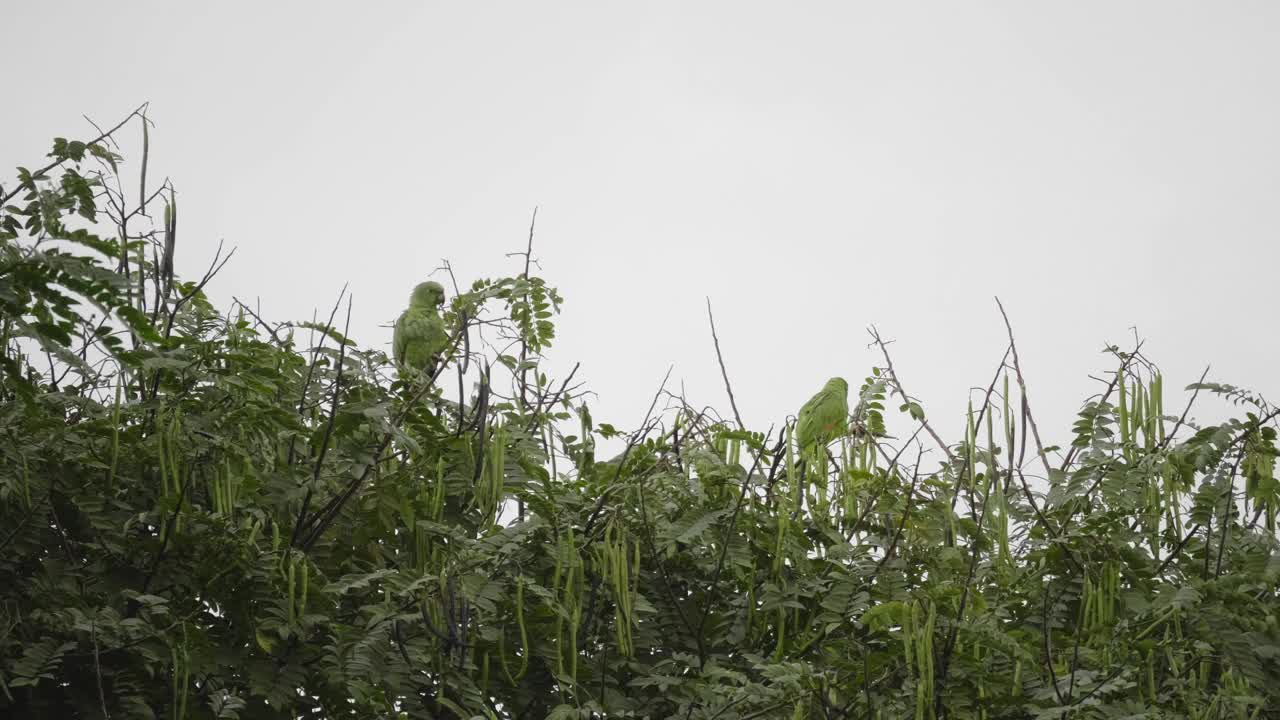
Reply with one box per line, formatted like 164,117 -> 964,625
995,297 -> 1055,480
706,298 -> 745,430
868,325 -> 953,462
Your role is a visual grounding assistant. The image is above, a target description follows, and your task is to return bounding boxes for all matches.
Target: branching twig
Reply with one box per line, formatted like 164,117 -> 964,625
1157,365 -> 1211,452
0,103 -> 148,207
291,295 -> 353,547
995,297 -> 1054,480
869,325 -> 953,462
286,285 -> 348,465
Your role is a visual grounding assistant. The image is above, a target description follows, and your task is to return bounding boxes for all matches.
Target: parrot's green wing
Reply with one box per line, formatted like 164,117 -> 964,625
393,307 -> 448,376
796,377 -> 850,453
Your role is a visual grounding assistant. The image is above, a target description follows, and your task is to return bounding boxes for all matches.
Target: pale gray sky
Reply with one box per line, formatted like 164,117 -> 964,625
5,2 -> 1278,450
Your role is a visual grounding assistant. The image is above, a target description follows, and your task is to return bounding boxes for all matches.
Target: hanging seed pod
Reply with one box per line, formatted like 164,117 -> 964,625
1141,376 -> 1152,448
1117,366 -> 1132,460
514,574 -> 529,679
772,604 -> 787,662
299,556 -> 308,618
903,601 -> 915,677
966,399 -> 976,492
1081,577 -> 1094,633
286,554 -> 296,625
1153,373 -> 1165,443
107,378 -> 123,490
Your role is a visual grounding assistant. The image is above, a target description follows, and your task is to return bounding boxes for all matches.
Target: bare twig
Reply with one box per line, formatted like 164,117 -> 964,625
582,366 -> 674,540
0,103 -> 148,207
516,207 -> 537,412
995,298 -> 1055,480
1214,451 -> 1245,578
874,451 -> 924,574
1059,339 -> 1146,470
160,240 -> 235,339
231,296 -> 285,344
1155,524 -> 1202,575
291,295 -> 353,547
525,361 -> 580,432
1157,365 -> 1211,452
945,344 -> 1012,530
286,285 -> 348,465
706,298 -> 745,430
869,325 -> 953,462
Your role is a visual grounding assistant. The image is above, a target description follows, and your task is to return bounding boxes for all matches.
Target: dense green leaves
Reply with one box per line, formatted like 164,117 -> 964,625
2,114 -> 1280,720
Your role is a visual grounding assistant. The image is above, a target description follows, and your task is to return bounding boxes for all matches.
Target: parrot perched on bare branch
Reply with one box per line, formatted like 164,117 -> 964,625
795,377 -> 849,455
393,281 -> 448,378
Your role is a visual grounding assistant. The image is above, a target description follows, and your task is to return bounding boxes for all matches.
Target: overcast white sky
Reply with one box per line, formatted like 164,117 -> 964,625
5,2 -> 1278,451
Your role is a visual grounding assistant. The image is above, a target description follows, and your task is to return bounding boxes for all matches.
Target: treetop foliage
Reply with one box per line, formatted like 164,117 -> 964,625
2,109 -> 1279,719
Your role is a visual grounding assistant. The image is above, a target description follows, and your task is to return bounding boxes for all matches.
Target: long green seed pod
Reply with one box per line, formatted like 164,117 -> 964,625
515,574 -> 528,680
1118,366 -> 1131,453
1002,374 -> 1012,447
1134,379 -> 1146,449
965,399 -> 976,491
178,626 -> 190,720
986,404 -> 1009,564
1081,577 -> 1094,632
209,465 -> 222,516
924,601 -> 936,694
553,540 -> 566,679
772,605 -> 787,662
170,644 -> 179,720
1148,475 -> 1162,559
158,417 -> 171,500
1146,648 -> 1156,702
108,378 -> 122,490
168,413 -> 184,533
631,538 -> 640,626
1097,572 -> 1106,629
287,554 -> 296,625
299,556 -> 308,618
19,455 -> 31,511
1154,373 -> 1165,443
227,458 -> 239,515
557,526 -> 581,683
775,425 -> 795,578
903,601 -> 916,698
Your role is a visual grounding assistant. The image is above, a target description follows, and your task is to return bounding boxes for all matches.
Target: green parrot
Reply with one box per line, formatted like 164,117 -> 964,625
393,281 -> 449,377
795,377 -> 849,455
